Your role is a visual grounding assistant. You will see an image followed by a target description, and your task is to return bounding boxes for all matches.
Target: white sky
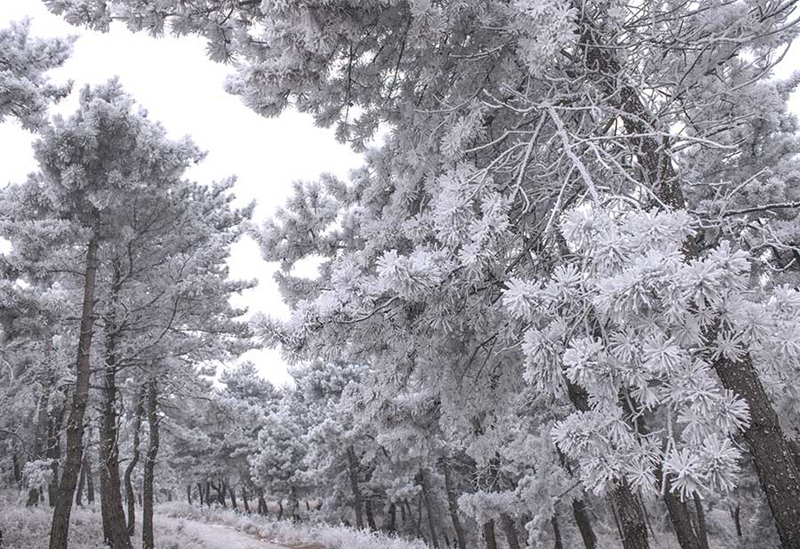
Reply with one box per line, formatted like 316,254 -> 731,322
0,0 -> 364,386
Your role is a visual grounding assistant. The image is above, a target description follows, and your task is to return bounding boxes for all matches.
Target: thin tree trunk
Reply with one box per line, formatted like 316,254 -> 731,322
28,341 -> 53,507
142,377 -> 159,549
386,503 -> 397,533
198,483 -> 205,507
241,486 -> 250,514
662,486 -> 702,549
365,499 -> 378,531
86,449 -> 95,504
483,520 -> 498,549
418,470 -> 439,548
75,460 -> 86,507
187,485 -> 193,505
49,221 -> 100,549
228,484 -> 238,510
571,498 -> 598,549
501,513 -> 522,549
692,494 -> 709,549
46,391 -> 66,508
347,446 -> 364,529
442,459 -> 467,549
125,384 -> 145,536
731,505 -> 742,538
552,514 -> 564,549
98,273 -> 133,549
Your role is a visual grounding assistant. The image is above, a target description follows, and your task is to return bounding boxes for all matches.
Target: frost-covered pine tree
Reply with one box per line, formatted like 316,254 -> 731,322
49,1 -> 800,547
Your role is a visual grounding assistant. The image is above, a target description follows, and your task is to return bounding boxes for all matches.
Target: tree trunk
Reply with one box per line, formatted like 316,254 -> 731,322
198,483 -> 205,507
692,494 -> 709,549
28,340 -> 54,507
731,505 -> 742,538
662,485 -> 702,549
418,470 -> 439,549
386,503 -> 397,533
500,513 -> 521,549
483,520 -> 498,549
278,500 -> 284,521
258,489 -> 267,516
98,278 -> 133,549
552,514 -> 564,549
49,221 -> 101,549
125,384 -> 145,536
142,377 -> 159,549
86,450 -> 95,504
442,459 -> 467,549
711,352 -> 800,548
75,460 -> 86,507
228,484 -> 238,510
241,486 -> 250,514
347,446 -> 364,529
365,499 -> 378,531
187,485 -> 193,505
571,498 -> 598,549
46,391 -> 66,508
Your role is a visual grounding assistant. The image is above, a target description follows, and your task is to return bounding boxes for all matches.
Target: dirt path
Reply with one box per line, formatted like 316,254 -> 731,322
157,516 -> 298,549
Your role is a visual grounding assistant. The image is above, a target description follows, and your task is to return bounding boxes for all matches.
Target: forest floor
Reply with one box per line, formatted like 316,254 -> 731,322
158,516 -> 321,549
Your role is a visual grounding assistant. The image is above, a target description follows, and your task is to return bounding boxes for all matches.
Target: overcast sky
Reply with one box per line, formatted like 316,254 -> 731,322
0,0 -> 364,386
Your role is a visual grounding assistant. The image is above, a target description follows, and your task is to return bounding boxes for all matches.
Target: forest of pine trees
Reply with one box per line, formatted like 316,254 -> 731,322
3,1 -> 800,548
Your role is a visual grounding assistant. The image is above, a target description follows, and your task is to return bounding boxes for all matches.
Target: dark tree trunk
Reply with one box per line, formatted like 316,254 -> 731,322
258,489 -> 267,516
241,486 -> 250,514
86,450 -> 95,504
49,222 -> 100,549
365,499 -> 378,531
28,341 -> 53,507
347,446 -> 364,529
711,351 -> 800,549
46,392 -> 66,508
483,520 -> 498,549
278,500 -> 284,521
228,484 -> 238,510
571,497 -> 598,549
142,377 -> 159,549
187,485 -> 193,505
198,483 -> 205,507
730,505 -> 742,538
692,494 -> 709,549
501,513 -> 521,549
552,514 -> 564,549
662,485 -> 702,549
418,470 -> 439,548
75,461 -> 86,507
442,459 -> 467,548
13,453 -> 22,487
125,384 -> 145,536
98,278 -> 133,549
386,503 -> 397,533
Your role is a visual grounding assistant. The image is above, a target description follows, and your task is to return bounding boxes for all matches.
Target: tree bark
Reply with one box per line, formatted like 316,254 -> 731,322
28,339 -> 53,507
418,470 -> 439,549
711,352 -> 800,548
692,493 -> 709,549
75,460 -> 86,507
228,484 -> 238,510
731,505 -> 742,538
571,498 -> 598,549
552,514 -> 564,549
46,389 -> 66,508
125,385 -> 145,536
442,459 -> 467,549
49,221 -> 101,549
241,485 -> 250,514
500,513 -> 521,549
347,446 -> 364,529
142,377 -> 159,549
365,499 -> 378,531
483,520 -> 498,549
98,273 -> 133,549
386,503 -> 397,533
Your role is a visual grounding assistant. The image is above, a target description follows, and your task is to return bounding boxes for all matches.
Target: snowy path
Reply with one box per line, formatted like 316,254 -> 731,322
157,516 -> 320,549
